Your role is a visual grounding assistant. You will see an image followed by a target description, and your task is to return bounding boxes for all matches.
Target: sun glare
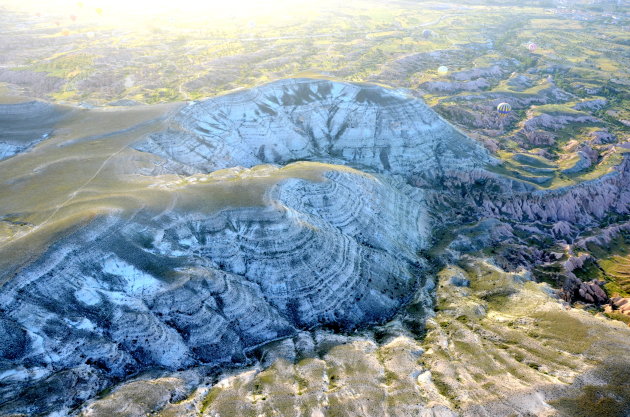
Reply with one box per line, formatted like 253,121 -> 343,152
4,0 -> 314,18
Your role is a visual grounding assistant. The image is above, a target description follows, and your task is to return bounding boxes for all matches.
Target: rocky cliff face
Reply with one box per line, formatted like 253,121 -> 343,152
488,156 -> 630,224
426,154 -> 630,228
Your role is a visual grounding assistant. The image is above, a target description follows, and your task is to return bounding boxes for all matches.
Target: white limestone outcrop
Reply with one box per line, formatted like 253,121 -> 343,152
0,167 -> 430,415
135,78 -> 492,176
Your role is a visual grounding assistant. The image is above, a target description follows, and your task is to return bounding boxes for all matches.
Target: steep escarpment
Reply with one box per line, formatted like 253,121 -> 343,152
425,154 -> 630,228
493,157 -> 630,224
0,167 -> 430,416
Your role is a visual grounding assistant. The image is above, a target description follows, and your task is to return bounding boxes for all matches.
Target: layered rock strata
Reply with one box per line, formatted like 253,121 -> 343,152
0,168 -> 430,415
135,78 -> 493,176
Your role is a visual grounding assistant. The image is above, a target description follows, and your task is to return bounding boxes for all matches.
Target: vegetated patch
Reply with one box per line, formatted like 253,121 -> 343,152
584,233 -> 630,297
550,359 -> 630,417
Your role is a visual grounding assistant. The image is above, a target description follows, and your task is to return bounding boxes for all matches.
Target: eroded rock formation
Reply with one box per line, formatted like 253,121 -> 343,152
0,78 -> 628,416
135,78 -> 493,176
0,167 -> 431,415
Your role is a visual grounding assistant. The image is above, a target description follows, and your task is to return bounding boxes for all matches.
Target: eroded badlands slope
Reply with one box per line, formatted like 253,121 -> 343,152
135,78 -> 492,175
0,167 -> 432,415
0,80 -> 484,415
0,79 -> 629,416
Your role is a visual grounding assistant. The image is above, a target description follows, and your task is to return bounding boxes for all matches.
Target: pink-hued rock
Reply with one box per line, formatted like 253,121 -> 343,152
573,99 -> 608,111
609,298 -> 630,316
581,145 -> 599,162
437,105 -> 507,130
482,155 -> 630,224
614,298 -> 629,308
522,129 -> 556,146
523,113 -> 599,130
519,113 -> 600,147
564,254 -> 591,272
575,223 -> 630,250
552,221 -> 573,237
433,85 -> 574,134
430,155 -> 629,228
590,129 -> 616,144
481,137 -> 500,153
0,69 -> 65,97
421,78 -> 491,94
451,65 -> 505,81
561,276 -> 608,305
578,280 -> 608,305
